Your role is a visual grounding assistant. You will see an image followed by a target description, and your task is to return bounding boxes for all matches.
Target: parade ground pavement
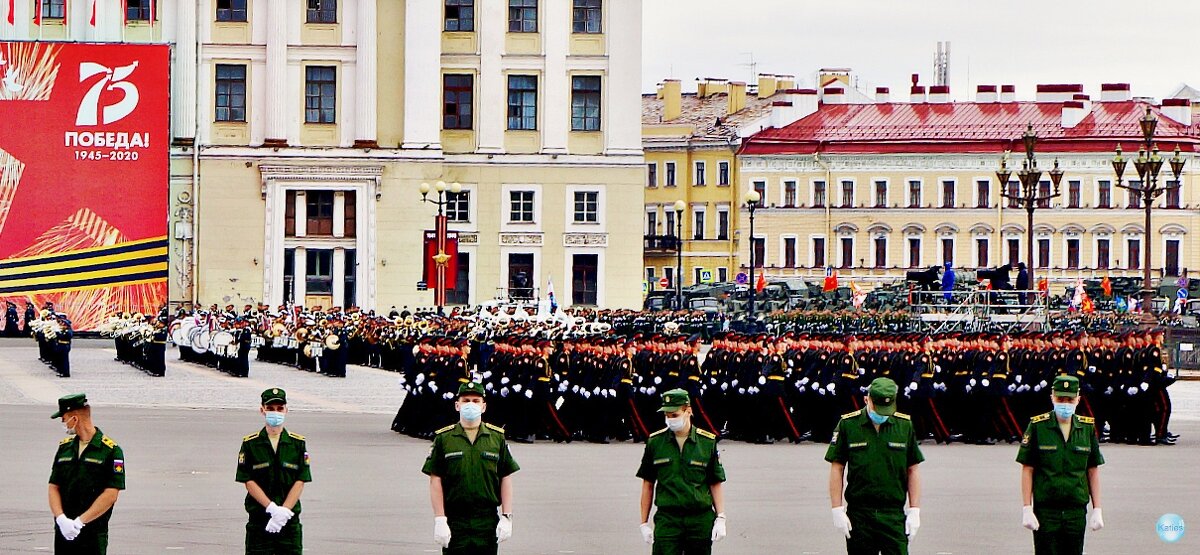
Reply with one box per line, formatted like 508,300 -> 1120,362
1,338 -> 1197,554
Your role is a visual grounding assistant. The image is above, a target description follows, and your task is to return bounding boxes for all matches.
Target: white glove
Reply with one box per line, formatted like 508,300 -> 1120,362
500,387 -> 510,397
501,376 -> 510,385
496,514 -> 513,542
1140,382 -> 1149,391
1015,375 -> 1023,383
758,376 -> 767,385
1089,508 -> 1103,531
905,507 -> 920,539
832,506 -> 852,539
981,379 -> 990,387
415,373 -> 425,385
1127,387 -> 1138,395
965,385 -> 972,393
720,383 -> 728,391
524,389 -> 533,399
969,378 -> 977,386
429,382 -> 439,393
443,392 -> 455,400
654,376 -> 663,385
434,516 -> 452,547
265,502 -> 293,533
513,384 -> 523,393
1022,505 -> 1040,531
55,514 -> 83,541
711,513 -> 727,542
640,522 -> 654,544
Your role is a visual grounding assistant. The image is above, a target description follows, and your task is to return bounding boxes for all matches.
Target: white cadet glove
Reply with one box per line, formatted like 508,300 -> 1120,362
434,516 -> 452,548
640,522 -> 654,544
55,514 -> 84,541
496,514 -> 513,542
832,506 -> 852,539
265,502 -> 292,533
1022,505 -> 1040,531
905,507 -> 921,539
1089,508 -> 1104,531
711,513 -> 727,542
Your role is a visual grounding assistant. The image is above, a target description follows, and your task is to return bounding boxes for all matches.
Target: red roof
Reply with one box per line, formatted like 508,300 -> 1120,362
741,100 -> 1200,155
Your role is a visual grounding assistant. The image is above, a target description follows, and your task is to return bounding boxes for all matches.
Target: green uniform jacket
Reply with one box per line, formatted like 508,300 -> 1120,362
1015,412 -> 1103,509
824,410 -> 924,510
636,426 -> 726,512
236,428 -> 313,516
49,429 -> 126,528
422,422 -> 520,518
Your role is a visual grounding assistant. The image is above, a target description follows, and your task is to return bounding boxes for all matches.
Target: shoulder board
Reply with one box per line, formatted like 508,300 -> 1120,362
435,424 -> 456,435
648,427 -> 669,438
1030,412 -> 1051,424
1077,416 -> 1095,425
696,428 -> 717,440
243,432 -> 260,442
59,436 -> 73,445
893,412 -> 911,420
841,409 -> 862,420
485,423 -> 505,434
100,435 -> 116,448
287,431 -> 305,441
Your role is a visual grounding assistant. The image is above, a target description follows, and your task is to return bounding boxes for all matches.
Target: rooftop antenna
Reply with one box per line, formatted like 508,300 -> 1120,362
739,52 -> 757,85
934,41 -> 950,87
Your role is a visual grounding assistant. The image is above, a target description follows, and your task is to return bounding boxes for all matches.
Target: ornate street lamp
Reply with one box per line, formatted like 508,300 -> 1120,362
999,124 -> 1063,300
419,180 -> 463,308
744,190 -> 761,320
673,199 -> 686,310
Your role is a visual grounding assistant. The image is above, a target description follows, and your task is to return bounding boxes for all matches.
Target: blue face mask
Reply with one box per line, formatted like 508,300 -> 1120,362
1053,402 -> 1076,420
867,408 -> 889,425
264,411 -> 285,427
460,403 -> 483,422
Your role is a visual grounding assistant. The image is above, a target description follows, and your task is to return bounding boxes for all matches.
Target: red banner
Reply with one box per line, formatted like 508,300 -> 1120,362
0,42 -> 169,330
423,230 -> 459,291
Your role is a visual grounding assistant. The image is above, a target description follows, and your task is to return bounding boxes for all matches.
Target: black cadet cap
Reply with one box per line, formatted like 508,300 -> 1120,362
261,388 -> 287,405
51,393 -> 88,419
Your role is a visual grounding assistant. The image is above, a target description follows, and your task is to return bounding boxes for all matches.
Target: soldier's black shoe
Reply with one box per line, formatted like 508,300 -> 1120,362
978,437 -> 997,445
1157,437 -> 1176,446
1136,438 -> 1157,446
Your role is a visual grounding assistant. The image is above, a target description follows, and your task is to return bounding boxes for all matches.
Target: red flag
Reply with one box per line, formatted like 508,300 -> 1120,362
1037,277 -> 1048,292
90,0 -> 96,26
33,0 -> 41,25
755,272 -> 766,293
7,0 -> 14,25
1101,276 -> 1112,297
823,267 -> 838,292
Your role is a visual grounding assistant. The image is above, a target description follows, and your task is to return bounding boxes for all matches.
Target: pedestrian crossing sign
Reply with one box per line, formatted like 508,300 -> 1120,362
700,269 -> 714,284
642,280 -> 649,295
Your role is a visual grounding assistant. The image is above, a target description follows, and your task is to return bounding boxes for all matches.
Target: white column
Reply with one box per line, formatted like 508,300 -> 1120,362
332,247 -> 346,308
173,0 -> 197,145
295,192 -> 307,238
333,191 -> 346,238
293,247 -> 307,303
264,0 -> 289,145
401,0 -> 442,151
541,0 -> 569,154
603,0 -> 642,155
475,0 -> 505,153
353,0 -> 378,147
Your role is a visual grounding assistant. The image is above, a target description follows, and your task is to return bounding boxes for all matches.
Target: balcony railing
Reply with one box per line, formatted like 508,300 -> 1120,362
644,234 -> 681,252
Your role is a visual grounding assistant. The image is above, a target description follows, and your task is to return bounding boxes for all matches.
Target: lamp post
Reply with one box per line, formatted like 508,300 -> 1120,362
1111,107 -> 1187,316
744,190 -> 761,321
418,180 -> 462,308
673,200 -> 686,310
998,124 -> 1064,299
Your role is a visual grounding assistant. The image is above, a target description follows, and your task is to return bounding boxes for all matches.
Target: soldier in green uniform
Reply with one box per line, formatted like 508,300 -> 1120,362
48,393 -> 125,554
236,388 -> 312,555
1016,375 -> 1104,555
636,388 -> 727,555
825,377 -> 923,555
423,381 -> 520,554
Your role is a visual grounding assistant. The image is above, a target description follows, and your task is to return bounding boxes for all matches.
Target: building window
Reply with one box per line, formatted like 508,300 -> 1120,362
1128,180 -> 1142,208
306,0 -> 336,23
1097,238 -> 1110,270
1007,238 -> 1020,266
942,180 -> 955,208
572,254 -> 599,305
573,191 -> 598,223
840,237 -> 854,268
508,0 -> 537,32
443,74 -> 474,130
663,267 -> 674,287
446,252 -> 469,306
446,191 -> 470,223
976,238 -> 988,268
126,0 -> 154,20
343,249 -> 358,308
305,250 -> 334,294
694,161 -> 706,186
1167,180 -> 1181,208
693,211 -> 705,240
665,211 -> 676,237
1098,180 -> 1111,208
718,162 -> 730,186
908,238 -> 921,268
665,162 -> 676,187
572,0 -> 601,33
841,180 -> 854,208
813,180 -> 826,208
717,210 -> 729,240
304,66 -> 337,124
874,237 -> 887,268
784,237 -> 797,268
1007,181 -> 1020,208
976,180 -> 990,208
941,238 -> 954,265
445,0 -> 474,31
509,191 -> 535,222
908,180 -> 921,208
645,211 -> 656,235
1128,239 -> 1140,270
1037,181 -> 1051,208
1166,239 -> 1181,276
216,0 -> 248,22
645,267 -> 656,283
1068,180 -> 1081,208
571,75 -> 601,131
646,164 -> 657,188
718,267 -> 728,282
753,181 -> 766,202
507,75 -> 538,130
1037,239 -> 1050,269
875,180 -> 887,208
41,0 -> 65,19
306,191 -> 334,236
1066,238 -> 1080,269
813,237 -> 826,267
783,181 -> 797,207
694,267 -> 704,284
214,64 -> 247,122
752,238 -> 765,268
343,190 -> 357,238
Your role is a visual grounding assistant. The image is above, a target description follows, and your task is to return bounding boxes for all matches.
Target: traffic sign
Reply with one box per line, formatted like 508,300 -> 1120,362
700,269 -> 714,284
642,280 -> 649,294
659,277 -> 670,289
735,272 -> 748,284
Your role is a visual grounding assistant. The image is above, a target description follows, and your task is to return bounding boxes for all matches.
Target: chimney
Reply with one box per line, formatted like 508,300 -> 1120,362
660,79 -> 681,121
1162,98 -> 1193,125
976,85 -> 997,103
1100,83 -> 1131,102
823,87 -> 846,104
770,88 -> 819,129
777,74 -> 796,90
757,74 -> 777,98
728,81 -> 747,115
697,78 -> 729,99
875,87 -> 890,103
928,85 -> 950,104
1062,101 -> 1087,128
1073,93 -> 1092,114
910,85 -> 926,103
1000,85 -> 1016,103
1036,84 -> 1083,103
